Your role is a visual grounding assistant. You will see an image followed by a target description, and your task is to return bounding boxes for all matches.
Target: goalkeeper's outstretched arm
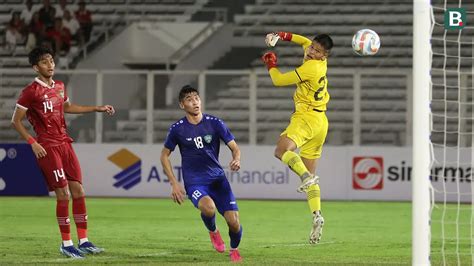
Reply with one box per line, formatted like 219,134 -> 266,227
278,32 -> 312,48
266,32 -> 313,49
268,68 -> 300,86
261,51 -> 304,86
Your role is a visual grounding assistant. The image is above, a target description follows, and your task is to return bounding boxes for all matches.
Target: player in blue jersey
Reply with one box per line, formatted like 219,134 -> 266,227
160,85 -> 243,263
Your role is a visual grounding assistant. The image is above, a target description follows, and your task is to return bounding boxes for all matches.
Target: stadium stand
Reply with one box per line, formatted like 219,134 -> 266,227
0,0 -> 209,142
91,0 -> 415,145
224,0 -> 414,145
1,0 -> 472,146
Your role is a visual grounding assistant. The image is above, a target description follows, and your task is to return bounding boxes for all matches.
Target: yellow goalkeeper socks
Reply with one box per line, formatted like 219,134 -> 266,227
281,151 -> 320,213
281,151 -> 311,181
306,184 -> 321,213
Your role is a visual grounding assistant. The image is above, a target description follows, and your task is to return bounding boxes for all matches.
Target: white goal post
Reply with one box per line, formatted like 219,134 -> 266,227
412,0 -> 431,265
414,0 -> 474,264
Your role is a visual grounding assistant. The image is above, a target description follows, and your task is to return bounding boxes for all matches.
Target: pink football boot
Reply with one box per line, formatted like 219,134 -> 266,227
209,230 -> 225,253
229,249 -> 242,263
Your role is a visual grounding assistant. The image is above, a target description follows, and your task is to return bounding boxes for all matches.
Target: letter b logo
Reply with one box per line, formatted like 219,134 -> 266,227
444,8 -> 466,29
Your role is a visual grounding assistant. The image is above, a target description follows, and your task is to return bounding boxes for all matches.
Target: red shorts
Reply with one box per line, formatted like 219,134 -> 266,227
36,142 -> 82,191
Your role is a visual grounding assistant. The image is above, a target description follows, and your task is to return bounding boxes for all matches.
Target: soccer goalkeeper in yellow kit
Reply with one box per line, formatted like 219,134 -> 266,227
261,31 -> 333,244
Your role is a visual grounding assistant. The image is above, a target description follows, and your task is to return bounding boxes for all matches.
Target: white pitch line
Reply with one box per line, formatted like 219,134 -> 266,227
259,241 -> 337,248
138,252 -> 173,257
37,258 -> 83,263
43,256 -> 115,262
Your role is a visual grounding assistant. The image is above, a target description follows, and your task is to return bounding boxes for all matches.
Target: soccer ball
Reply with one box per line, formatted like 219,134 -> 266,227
352,29 -> 380,56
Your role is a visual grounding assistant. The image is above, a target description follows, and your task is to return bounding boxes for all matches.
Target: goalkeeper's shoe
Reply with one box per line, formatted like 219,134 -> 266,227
59,244 -> 84,259
229,248 -> 242,262
209,230 -> 225,253
309,212 -> 324,244
297,175 -> 320,193
78,241 -> 104,254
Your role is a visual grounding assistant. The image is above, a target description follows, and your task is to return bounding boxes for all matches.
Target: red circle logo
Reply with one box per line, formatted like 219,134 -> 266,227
353,157 -> 384,190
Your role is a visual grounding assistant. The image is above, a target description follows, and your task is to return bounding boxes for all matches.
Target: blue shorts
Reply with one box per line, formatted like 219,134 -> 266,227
185,178 -> 238,215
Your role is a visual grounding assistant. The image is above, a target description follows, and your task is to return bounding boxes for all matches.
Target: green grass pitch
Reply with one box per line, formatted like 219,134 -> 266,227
0,197 -> 470,265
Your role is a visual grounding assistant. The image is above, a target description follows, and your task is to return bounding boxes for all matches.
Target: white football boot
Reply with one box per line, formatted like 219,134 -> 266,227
297,175 -> 320,193
309,211 -> 324,244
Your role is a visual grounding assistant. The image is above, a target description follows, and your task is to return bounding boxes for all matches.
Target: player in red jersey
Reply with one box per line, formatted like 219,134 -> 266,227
11,46 -> 115,259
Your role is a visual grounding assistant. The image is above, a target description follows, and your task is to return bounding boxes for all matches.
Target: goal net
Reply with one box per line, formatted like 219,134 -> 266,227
429,0 -> 473,265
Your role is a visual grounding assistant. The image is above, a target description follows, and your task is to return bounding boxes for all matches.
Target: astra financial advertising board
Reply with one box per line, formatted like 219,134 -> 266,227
1,144 -> 471,202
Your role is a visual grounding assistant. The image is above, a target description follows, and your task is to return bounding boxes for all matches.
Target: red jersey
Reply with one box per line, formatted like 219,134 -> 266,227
16,78 -> 73,147
75,10 -> 92,24
46,27 -> 72,46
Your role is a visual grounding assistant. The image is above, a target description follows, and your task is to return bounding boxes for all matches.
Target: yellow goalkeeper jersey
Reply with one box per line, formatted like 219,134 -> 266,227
268,34 -> 330,111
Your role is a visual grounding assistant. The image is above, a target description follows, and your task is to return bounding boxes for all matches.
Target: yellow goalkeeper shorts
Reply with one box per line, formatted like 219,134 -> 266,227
280,110 -> 329,159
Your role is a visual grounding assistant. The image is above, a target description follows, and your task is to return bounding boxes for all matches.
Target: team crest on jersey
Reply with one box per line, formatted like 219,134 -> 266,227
204,134 -> 212,143
58,90 -> 64,98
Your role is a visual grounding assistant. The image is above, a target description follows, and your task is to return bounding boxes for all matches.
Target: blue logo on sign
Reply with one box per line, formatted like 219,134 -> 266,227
108,149 -> 141,190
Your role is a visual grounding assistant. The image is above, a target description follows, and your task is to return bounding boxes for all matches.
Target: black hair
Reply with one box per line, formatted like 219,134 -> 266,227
313,34 -> 334,52
179,85 -> 199,102
28,46 -> 55,66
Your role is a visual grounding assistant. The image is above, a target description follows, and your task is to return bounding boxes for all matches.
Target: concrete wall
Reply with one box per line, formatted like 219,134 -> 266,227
67,22 -> 211,110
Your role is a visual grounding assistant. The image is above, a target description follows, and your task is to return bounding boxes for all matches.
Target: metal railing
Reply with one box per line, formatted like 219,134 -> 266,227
74,6 -> 227,66
3,68 -> 470,146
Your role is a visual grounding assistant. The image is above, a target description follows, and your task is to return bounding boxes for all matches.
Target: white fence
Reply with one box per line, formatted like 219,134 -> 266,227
2,68 -> 471,145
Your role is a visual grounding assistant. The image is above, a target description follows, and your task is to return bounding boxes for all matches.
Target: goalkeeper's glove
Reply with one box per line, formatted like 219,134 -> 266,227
265,32 -> 280,47
261,52 -> 277,70
278,32 -> 292,41
265,32 -> 292,47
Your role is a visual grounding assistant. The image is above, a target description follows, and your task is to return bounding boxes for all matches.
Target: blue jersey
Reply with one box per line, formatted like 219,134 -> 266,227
164,114 -> 235,186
